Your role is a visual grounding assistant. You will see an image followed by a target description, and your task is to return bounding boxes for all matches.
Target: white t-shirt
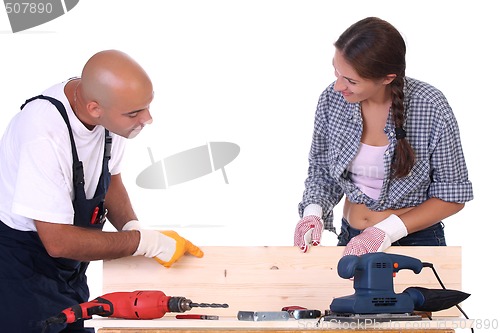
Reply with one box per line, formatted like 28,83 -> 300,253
0,79 -> 126,231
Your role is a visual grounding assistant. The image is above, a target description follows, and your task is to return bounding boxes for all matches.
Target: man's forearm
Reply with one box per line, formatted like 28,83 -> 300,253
35,220 -> 140,261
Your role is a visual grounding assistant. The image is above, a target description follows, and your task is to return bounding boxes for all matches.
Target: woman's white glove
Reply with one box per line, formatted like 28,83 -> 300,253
294,215 -> 324,253
343,214 -> 408,256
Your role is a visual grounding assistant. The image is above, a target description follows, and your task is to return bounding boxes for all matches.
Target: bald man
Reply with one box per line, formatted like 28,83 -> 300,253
0,50 -> 203,333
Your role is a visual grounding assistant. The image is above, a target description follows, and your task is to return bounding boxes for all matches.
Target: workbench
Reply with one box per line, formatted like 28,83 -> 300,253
94,315 -> 467,332
89,246 -> 469,332
95,320 -> 461,333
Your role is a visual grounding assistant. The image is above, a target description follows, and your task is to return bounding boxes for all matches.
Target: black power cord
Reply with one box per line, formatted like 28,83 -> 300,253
422,262 -> 474,333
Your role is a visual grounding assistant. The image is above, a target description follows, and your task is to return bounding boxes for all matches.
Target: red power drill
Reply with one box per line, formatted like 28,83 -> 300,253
43,290 -> 228,326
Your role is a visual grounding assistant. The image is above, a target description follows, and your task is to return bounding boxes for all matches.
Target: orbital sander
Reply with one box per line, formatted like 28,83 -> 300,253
327,252 -> 470,323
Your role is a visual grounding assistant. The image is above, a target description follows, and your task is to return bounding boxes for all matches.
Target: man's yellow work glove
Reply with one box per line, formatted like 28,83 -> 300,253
123,220 -> 204,268
154,231 -> 204,268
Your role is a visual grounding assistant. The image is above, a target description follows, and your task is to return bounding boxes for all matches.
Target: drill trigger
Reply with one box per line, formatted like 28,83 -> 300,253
87,305 -> 106,317
93,297 -> 114,317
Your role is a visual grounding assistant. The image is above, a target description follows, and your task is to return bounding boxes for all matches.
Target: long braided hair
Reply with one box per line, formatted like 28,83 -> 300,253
334,17 -> 415,178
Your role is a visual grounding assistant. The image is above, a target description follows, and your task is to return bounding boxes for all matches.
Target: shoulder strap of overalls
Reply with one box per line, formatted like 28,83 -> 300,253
21,94 -> 85,188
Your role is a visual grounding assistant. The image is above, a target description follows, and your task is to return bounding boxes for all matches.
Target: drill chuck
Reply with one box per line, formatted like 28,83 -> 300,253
167,297 -> 193,313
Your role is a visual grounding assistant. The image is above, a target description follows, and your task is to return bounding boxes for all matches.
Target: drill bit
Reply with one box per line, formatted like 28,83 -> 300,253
172,297 -> 229,312
190,302 -> 229,308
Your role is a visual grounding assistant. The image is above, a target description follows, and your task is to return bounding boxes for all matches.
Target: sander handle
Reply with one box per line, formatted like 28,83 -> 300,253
388,253 -> 423,274
337,253 -> 423,279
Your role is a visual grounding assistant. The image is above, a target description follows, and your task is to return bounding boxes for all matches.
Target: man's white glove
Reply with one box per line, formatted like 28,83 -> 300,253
122,220 -> 204,268
122,220 -> 141,231
133,229 -> 177,260
343,214 -> 408,256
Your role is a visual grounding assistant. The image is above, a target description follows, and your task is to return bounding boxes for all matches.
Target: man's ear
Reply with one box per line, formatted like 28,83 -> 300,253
383,74 -> 397,85
87,101 -> 102,119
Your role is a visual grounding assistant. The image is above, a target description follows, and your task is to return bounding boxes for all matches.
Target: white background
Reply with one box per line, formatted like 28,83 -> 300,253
1,1 -> 498,332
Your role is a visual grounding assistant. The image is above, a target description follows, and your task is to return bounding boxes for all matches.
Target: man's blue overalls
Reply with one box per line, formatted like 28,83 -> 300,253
0,95 -> 111,333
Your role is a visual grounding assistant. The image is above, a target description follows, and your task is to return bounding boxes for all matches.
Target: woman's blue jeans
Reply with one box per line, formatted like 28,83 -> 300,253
337,218 -> 446,246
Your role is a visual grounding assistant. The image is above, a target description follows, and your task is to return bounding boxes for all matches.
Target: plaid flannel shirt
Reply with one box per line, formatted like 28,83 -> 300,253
299,77 -> 473,231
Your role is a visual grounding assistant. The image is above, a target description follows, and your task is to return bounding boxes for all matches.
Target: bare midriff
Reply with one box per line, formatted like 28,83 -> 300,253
342,198 -> 415,230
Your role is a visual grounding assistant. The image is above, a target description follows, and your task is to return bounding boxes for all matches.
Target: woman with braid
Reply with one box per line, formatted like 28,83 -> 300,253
294,17 -> 473,256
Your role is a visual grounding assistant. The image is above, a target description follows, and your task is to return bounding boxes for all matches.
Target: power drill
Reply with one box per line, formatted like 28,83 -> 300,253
43,290 -> 228,326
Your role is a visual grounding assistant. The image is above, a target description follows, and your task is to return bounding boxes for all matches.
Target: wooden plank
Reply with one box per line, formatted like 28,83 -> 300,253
102,246 -> 462,318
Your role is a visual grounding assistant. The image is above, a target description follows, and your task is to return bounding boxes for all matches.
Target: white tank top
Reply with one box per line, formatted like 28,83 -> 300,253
347,142 -> 388,200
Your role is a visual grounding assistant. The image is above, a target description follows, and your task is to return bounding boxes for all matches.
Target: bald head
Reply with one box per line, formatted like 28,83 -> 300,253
74,50 -> 154,138
80,50 -> 153,108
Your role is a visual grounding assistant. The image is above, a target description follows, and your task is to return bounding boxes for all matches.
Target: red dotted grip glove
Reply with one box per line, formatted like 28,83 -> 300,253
343,214 -> 408,256
294,215 -> 323,253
